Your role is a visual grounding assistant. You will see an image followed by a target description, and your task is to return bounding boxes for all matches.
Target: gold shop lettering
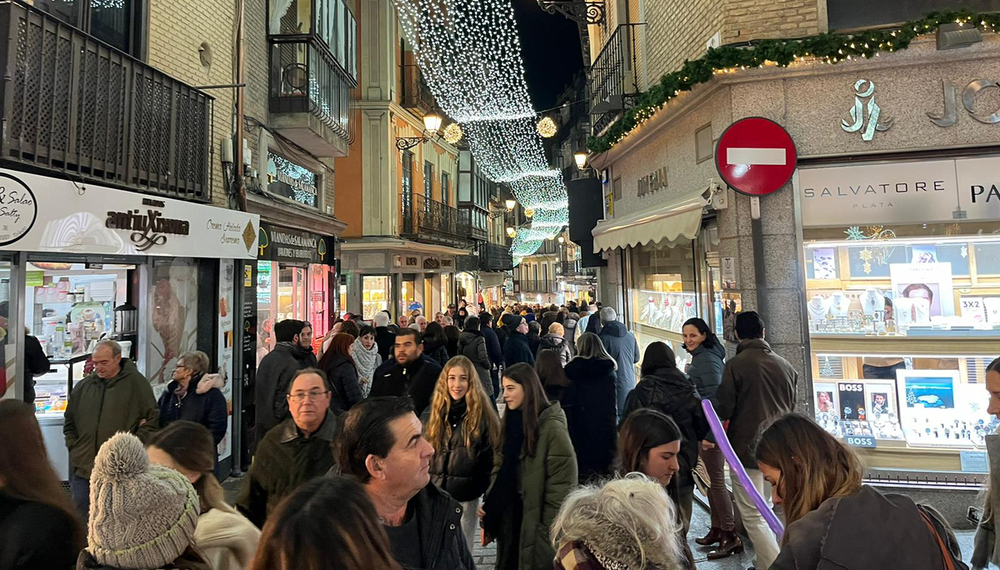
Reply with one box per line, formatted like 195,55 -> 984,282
928,79 -> 1000,126
637,167 -> 668,197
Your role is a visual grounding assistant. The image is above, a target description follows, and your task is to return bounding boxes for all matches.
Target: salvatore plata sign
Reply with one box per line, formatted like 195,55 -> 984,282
0,169 -> 259,258
798,156 -> 1000,227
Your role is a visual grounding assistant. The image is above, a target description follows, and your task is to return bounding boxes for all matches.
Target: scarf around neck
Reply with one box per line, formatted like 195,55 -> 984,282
352,337 -> 381,398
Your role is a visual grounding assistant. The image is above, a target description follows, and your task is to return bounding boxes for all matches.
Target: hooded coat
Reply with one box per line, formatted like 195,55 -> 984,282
458,330 -> 493,396
686,341 -> 726,405
157,373 -> 228,445
623,366 -> 710,488
487,402 -> 577,570
597,321 -> 640,417
562,358 -> 619,483
537,333 -> 573,366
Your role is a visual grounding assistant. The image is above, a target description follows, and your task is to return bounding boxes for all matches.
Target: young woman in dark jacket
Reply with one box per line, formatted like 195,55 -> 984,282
562,332 -> 619,484
682,317 -> 739,556
317,333 -> 362,414
457,317 -> 493,398
158,350 -> 228,445
759,414 -> 964,570
421,356 -> 500,553
502,315 -> 535,366
422,322 -> 451,367
445,324 -> 461,359
622,341 -> 711,542
0,400 -> 84,570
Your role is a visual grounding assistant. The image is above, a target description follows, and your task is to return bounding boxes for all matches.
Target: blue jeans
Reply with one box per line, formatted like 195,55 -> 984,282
70,474 -> 90,521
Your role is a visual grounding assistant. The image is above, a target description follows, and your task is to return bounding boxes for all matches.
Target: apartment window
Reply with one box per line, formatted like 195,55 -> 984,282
442,172 -> 451,206
542,263 -> 548,286
696,123 -> 714,163
270,0 -> 357,80
402,150 -> 413,197
35,0 -> 144,56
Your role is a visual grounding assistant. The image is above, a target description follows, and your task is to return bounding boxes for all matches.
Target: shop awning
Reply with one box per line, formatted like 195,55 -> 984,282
592,188 -> 708,253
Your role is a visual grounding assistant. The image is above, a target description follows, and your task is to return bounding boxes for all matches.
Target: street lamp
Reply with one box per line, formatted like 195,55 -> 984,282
504,199 -> 517,211
395,113 -> 444,151
558,236 -> 565,244
506,226 -> 517,238
574,152 -> 589,170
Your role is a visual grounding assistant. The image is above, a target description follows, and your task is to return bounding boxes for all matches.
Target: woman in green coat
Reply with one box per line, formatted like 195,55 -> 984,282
480,363 -> 578,570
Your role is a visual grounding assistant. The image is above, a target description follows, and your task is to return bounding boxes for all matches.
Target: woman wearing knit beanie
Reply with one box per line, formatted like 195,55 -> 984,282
77,432 -> 210,570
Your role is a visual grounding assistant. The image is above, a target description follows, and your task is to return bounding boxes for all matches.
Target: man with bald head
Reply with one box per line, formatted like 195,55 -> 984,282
237,368 -> 338,527
64,339 -> 158,518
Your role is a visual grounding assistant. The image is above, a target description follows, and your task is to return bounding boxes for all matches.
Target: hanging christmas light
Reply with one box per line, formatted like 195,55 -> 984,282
394,0 -> 569,261
443,122 -> 463,144
537,116 -> 557,138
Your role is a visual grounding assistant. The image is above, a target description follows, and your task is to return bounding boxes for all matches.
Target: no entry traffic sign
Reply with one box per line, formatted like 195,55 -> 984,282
715,117 -> 797,197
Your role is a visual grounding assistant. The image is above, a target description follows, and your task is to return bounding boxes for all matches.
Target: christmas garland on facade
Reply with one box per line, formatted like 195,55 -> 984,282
588,11 -> 1000,154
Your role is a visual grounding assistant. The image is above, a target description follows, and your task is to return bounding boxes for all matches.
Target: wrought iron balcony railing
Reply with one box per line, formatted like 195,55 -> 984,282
519,279 -> 558,293
400,191 -> 471,248
590,23 -> 643,136
270,37 -> 355,142
482,243 -> 513,272
0,1 -> 213,200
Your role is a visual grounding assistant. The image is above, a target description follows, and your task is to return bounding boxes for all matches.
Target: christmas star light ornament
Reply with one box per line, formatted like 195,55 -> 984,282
537,116 -> 557,138
443,123 -> 463,144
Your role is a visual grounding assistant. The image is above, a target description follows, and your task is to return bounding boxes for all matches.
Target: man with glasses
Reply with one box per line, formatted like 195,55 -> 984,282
237,368 -> 337,528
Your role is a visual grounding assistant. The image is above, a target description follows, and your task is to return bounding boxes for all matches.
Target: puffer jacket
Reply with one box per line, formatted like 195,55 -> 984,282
488,402 -> 578,570
421,400 -> 497,502
458,330 -> 493,396
623,366 -> 710,488
686,341 -> 726,405
563,358 -> 618,483
537,333 -> 573,366
319,354 -> 362,414
64,358 -> 159,479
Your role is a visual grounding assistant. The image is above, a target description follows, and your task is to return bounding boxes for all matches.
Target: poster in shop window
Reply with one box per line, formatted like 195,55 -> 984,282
146,260 -> 199,400
217,260 -> 235,461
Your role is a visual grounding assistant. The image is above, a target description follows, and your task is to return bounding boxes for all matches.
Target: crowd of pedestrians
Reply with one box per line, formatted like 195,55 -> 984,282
1,300 -> 991,570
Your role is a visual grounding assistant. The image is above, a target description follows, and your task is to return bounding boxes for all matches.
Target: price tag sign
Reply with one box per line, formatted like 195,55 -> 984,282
845,435 -> 877,448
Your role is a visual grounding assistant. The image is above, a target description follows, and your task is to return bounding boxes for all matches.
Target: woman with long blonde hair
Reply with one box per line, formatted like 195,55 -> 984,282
758,414 -> 964,570
421,355 -> 501,552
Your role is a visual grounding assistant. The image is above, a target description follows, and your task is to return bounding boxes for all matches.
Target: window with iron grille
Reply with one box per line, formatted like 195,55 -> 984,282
442,171 -> 450,206
424,160 -> 434,199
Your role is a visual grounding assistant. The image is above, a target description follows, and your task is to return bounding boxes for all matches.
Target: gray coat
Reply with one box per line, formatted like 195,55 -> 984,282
771,485 -> 962,570
597,321 -> 640,418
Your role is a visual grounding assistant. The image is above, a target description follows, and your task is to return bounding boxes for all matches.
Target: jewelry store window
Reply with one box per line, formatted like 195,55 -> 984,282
800,158 -> 1000,479
629,239 -> 699,368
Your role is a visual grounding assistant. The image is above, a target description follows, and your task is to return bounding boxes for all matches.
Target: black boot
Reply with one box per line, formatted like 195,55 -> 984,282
695,527 -> 723,546
707,531 -> 744,560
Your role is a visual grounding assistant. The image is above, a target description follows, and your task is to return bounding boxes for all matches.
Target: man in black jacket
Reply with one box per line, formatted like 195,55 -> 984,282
369,329 -> 442,415
336,397 -> 475,570
480,312 -> 503,398
254,319 -> 317,449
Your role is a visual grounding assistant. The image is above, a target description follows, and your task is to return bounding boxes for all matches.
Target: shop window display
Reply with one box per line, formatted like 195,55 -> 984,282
803,218 -> 1000,474
629,240 -> 699,367
363,275 -> 391,319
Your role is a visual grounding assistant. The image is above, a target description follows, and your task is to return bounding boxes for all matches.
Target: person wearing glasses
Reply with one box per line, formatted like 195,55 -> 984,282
157,350 -> 228,450
237,368 -> 338,528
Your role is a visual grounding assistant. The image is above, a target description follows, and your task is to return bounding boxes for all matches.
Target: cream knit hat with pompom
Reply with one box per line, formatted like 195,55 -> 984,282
87,432 -> 200,569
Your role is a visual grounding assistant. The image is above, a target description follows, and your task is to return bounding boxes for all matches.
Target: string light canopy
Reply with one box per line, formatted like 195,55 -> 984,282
394,0 -> 569,261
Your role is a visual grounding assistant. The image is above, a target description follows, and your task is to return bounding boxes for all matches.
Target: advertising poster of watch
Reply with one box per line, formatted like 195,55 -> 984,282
864,381 -> 904,440
814,382 -> 841,436
889,262 -> 955,322
896,370 -> 968,447
838,381 -> 867,421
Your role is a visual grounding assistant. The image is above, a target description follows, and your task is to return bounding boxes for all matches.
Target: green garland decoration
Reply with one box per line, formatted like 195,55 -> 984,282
588,11 -> 1000,154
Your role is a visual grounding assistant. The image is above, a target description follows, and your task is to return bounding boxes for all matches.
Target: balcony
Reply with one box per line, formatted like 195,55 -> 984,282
459,207 -> 489,242
269,37 -> 356,158
0,1 -> 213,200
400,192 -> 471,249
519,279 -> 557,293
590,24 -> 643,136
481,243 -> 514,272
557,260 -> 597,283
401,64 -> 435,114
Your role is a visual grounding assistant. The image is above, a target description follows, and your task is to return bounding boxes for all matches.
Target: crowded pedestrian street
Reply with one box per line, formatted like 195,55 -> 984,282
4,0 -> 1000,569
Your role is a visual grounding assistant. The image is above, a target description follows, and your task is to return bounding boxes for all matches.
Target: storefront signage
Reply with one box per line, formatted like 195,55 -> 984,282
929,79 -> 1000,127
637,167 -> 668,197
844,435 -> 877,448
267,152 -> 318,208
799,156 -> 1000,227
841,79 -> 892,141
0,170 -> 258,258
721,257 -> 736,289
257,222 -> 332,264
715,117 -> 797,196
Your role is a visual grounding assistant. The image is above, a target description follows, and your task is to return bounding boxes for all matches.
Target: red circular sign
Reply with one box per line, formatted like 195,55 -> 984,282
715,117 -> 797,197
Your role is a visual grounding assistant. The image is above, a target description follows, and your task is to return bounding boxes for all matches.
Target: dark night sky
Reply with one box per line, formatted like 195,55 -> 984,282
512,0 -> 585,112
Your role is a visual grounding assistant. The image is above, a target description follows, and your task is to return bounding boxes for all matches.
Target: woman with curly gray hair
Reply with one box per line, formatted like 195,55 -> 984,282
550,474 -> 685,570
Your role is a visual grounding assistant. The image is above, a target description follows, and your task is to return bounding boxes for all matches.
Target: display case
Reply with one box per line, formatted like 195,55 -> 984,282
801,200 -> 1000,476
363,275 -> 391,319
